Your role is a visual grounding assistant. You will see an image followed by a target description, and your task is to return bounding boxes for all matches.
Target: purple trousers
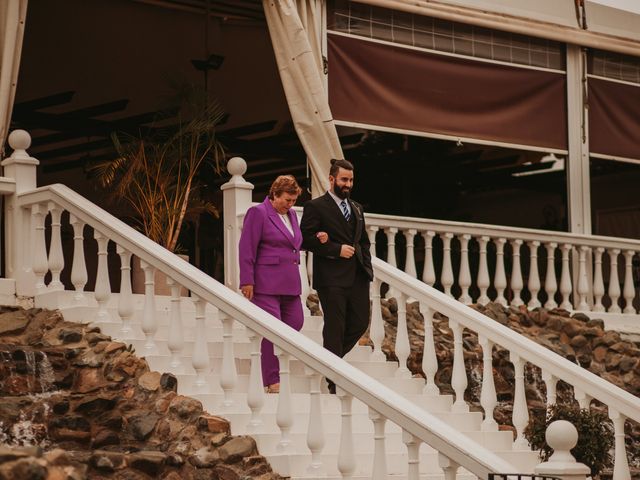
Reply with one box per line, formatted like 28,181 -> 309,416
252,293 -> 304,387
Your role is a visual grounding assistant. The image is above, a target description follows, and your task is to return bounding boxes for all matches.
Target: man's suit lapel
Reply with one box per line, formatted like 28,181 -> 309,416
322,192 -> 351,235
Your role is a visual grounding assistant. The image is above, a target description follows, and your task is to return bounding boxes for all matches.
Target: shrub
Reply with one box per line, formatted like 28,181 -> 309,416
524,403 -> 613,478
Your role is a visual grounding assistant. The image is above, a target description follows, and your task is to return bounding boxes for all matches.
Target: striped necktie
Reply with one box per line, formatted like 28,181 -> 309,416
340,200 -> 351,221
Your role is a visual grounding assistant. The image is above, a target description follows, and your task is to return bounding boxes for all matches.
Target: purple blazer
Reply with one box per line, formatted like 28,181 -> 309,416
239,197 -> 303,296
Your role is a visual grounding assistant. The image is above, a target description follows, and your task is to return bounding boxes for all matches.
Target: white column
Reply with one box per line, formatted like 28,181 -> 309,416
139,260 -> 158,354
441,233 -> 454,297
31,204 -> 48,293
384,227 -> 398,267
421,303 -> 439,396
116,246 -> 134,338
421,230 -> 436,286
438,454 -> 459,480
542,371 -> 557,407
573,387 -> 591,410
368,408 -> 388,480
609,409 -> 631,480
608,248 -> 621,313
166,277 -> 184,372
369,278 -> 386,361
337,390 -> 356,478
510,239 -> 524,307
527,241 -> 541,308
404,228 -> 417,278
494,238 -> 507,306
479,335 -> 497,431
299,250 -> 311,316
367,226 -> 378,258
93,231 -> 111,323
275,349 -> 293,453
559,244 -> 573,310
394,292 -> 411,378
592,247 -> 605,312
305,369 -> 325,476
69,215 -> 87,305
221,157 -> 254,291
476,236 -> 490,305
246,329 -> 265,432
219,312 -> 237,409
47,202 -> 64,291
191,294 -> 210,391
622,250 -> 636,314
577,245 -> 590,311
544,242 -> 558,309
402,431 -> 421,480
449,318 -> 468,413
511,353 -> 530,449
458,234 -> 472,304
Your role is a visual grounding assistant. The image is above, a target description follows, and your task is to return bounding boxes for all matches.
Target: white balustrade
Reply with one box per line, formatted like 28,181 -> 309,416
421,230 -> 436,286
299,250 -> 311,316
305,369 -> 325,476
385,227 -> 398,268
421,303 -> 439,395
441,233 -> 454,297
32,204 -> 48,292
449,318 -> 469,413
559,244 -> 573,310
93,231 -> 111,323
369,278 -> 386,361
191,294 -> 210,391
47,202 -> 64,291
608,248 -> 621,313
576,245 -> 590,311
527,241 -> 541,308
511,353 -> 529,449
479,335 -> 497,431
402,431 -> 421,480
609,409 -> 631,480
438,454 -> 460,480
219,312 -> 237,409
544,242 -> 558,309
166,277 -> 184,371
542,371 -> 557,407
369,408 -> 388,480
367,226 -> 378,258
246,329 -> 264,432
275,349 -> 293,453
69,214 -> 87,304
494,238 -> 508,306
573,387 -> 591,410
394,292 -> 411,378
404,229 -> 417,278
116,246 -> 134,338
139,260 -> 158,354
458,234 -> 472,304
623,250 -> 636,314
593,247 -> 605,312
510,239 -> 524,307
476,236 -> 490,306
337,390 -> 356,478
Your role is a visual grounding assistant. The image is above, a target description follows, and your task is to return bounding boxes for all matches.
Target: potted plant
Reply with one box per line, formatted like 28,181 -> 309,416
90,84 -> 226,293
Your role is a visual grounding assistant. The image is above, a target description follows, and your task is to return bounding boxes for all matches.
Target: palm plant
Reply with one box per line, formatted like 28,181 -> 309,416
91,85 -> 226,253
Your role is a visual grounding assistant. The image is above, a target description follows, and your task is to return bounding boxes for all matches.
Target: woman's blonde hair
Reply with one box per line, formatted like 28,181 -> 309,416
269,175 -> 302,199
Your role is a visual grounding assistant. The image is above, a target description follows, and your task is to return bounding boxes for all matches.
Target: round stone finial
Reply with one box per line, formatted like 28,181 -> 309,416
8,130 -> 31,151
227,157 -> 247,177
546,419 -> 579,452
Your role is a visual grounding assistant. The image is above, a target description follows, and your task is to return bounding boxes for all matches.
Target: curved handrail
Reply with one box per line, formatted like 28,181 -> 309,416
372,256 -> 640,423
18,183 -> 516,478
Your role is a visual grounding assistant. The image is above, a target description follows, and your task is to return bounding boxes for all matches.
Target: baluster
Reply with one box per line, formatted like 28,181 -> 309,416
421,303 -> 439,395
404,229 -> 417,278
608,248 -> 621,313
275,349 -> 293,453
367,226 -> 378,258
32,204 -> 48,292
93,232 -> 111,323
299,250 -> 311,316
394,292 -> 411,378
476,236 -> 490,305
542,371 -> 557,407
246,329 -> 264,432
527,241 -> 541,308
441,233 -> 454,297
219,312 -> 237,409
166,277 -> 184,372
494,238 -> 507,306
191,294 -> 210,391
438,454 -> 459,480
69,215 -> 87,304
384,227 -> 398,267
593,247 -> 605,312
544,242 -> 559,309
609,409 -> 631,480
449,318 -> 468,413
305,369 -> 325,475
369,408 -> 388,480
116,246 -> 134,338
307,251 -> 314,292
559,244 -> 573,310
337,390 -> 356,478
623,250 -> 636,314
402,431 -> 422,480
370,278 -> 386,361
510,239 -> 524,307
47,202 -> 64,291
421,230 -> 436,286
139,260 -> 158,354
577,246 -> 590,311
510,353 -> 529,449
478,335 -> 497,431
458,234 -> 472,304
573,387 -> 591,410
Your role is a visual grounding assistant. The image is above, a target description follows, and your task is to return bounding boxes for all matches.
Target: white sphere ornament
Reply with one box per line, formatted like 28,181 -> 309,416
8,129 -> 31,151
227,157 -> 247,177
546,420 -> 578,463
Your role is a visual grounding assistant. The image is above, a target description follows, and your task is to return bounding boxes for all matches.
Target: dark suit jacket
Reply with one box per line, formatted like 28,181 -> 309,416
300,193 -> 373,288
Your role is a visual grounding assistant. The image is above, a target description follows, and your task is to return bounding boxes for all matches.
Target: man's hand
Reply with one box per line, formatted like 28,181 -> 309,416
241,285 -> 254,300
316,231 -> 329,244
340,245 -> 355,258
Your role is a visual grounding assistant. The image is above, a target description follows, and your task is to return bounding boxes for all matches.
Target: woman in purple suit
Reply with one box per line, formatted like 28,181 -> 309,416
239,175 -> 326,393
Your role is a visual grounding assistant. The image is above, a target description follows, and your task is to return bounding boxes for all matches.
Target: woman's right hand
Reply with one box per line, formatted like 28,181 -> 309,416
241,285 -> 254,300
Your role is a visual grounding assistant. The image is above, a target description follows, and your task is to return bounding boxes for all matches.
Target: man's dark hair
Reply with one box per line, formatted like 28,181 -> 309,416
329,158 -> 354,177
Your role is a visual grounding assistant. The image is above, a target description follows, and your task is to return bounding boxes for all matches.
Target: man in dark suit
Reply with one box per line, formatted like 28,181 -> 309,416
300,159 -> 373,393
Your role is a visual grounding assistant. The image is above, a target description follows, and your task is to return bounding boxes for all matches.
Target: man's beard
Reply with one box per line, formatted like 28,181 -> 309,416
333,183 -> 351,199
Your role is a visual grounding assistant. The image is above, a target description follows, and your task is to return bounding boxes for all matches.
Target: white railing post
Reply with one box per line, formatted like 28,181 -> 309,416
139,260 -> 158,354
370,278 -> 386,361
116,246 -> 134,338
299,250 -> 311,316
191,294 -> 210,391
2,130 -> 39,297
458,234 -> 472,304
421,303 -> 439,395
394,292 -> 411,378
47,202 -> 64,291
368,408 -> 388,480
544,242 -> 559,309
534,421 -> 590,480
166,277 -> 185,372
402,431 -> 422,480
367,226 -> 378,258
511,353 -> 530,449
337,389 -> 356,478
421,230 -> 436,286
275,348 -> 294,453
477,236 -> 490,305
592,247 -> 605,312
449,318 -> 469,413
559,244 -> 573,310
219,312 -> 237,409
608,409 -> 631,480
577,245 -> 590,311
441,233 -> 455,297
221,157 -> 253,292
385,227 -> 398,298
608,248 -> 621,313
478,335 -> 497,431
404,228 -> 417,278
305,368 -> 325,476
69,215 -> 87,305
246,329 -> 265,432
494,238 -> 508,306
31,203 -> 48,293
438,454 -> 460,480
510,239 -> 524,307
528,241 -> 542,308
93,231 -> 111,324
542,371 -> 557,407
622,250 -> 636,314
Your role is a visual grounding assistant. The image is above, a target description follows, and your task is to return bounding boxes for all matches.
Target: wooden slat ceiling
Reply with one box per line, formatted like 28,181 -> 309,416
132,0 -> 265,23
